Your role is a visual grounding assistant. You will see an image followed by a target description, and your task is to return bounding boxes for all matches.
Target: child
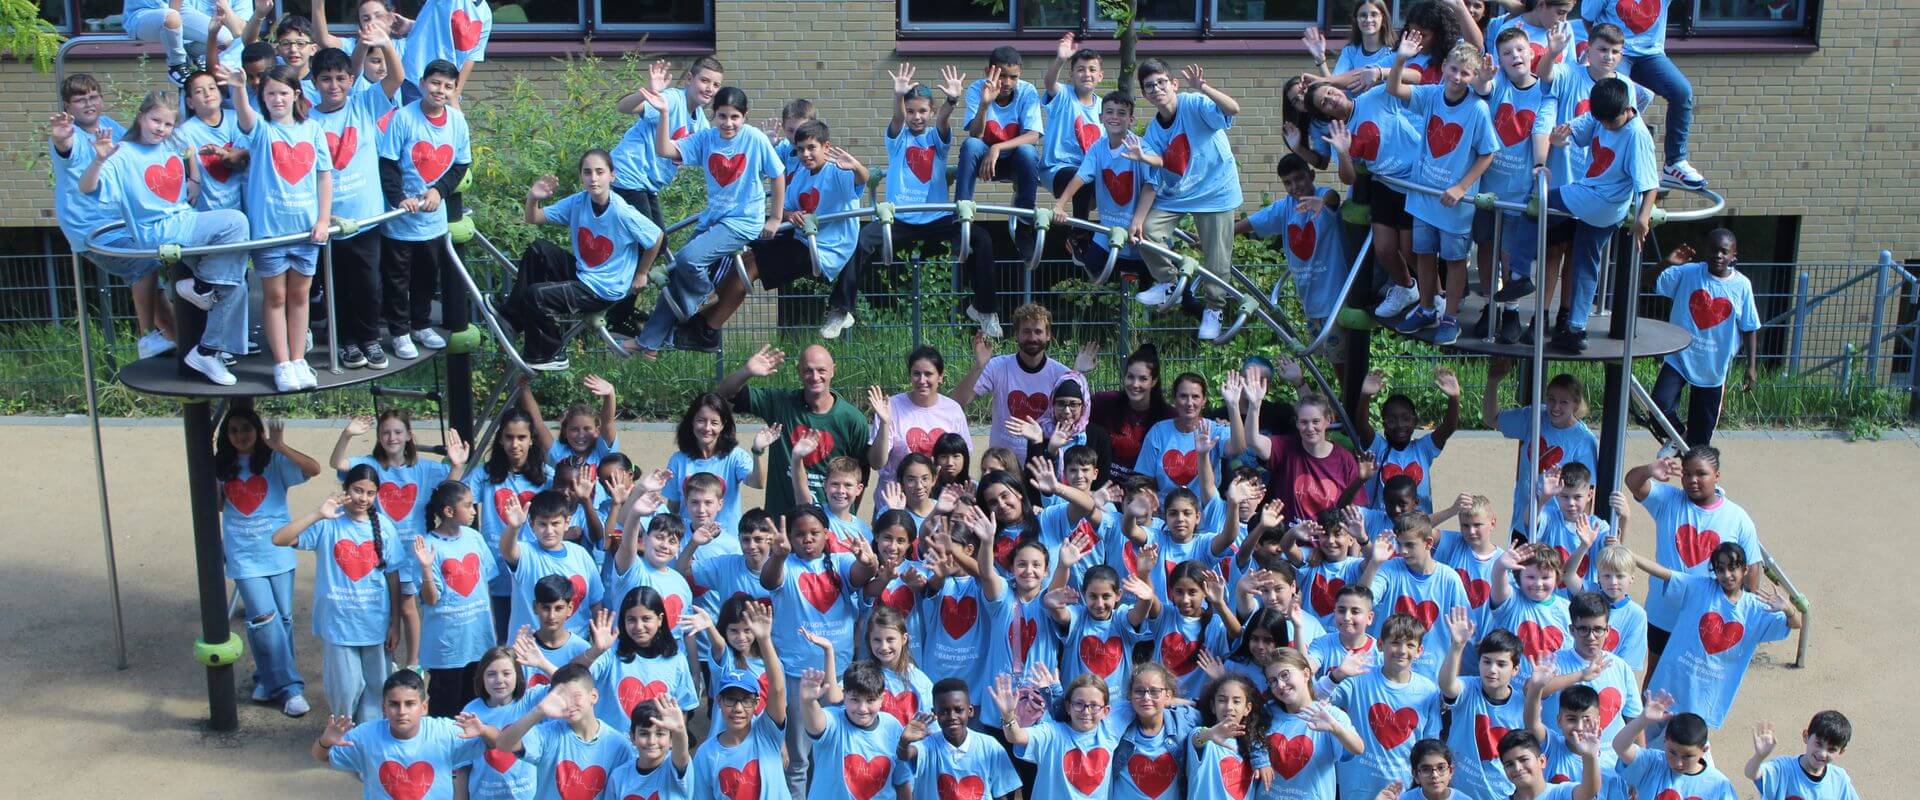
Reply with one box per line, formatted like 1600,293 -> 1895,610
514,150 -> 664,370
1238,154 -> 1351,325
333,410 -> 469,546
1561,544 -> 1648,671
1540,592 -> 1641,747
1613,700 -> 1737,800
1313,81 -> 1419,322
1623,446 -> 1761,670
801,661 -> 911,800
898,678 -> 1023,800
495,663 -> 637,800
1488,544 -> 1573,663
1301,514 -> 1367,624
1313,584 -> 1385,688
794,445 -> 870,552
609,512 -> 697,644
174,66 -> 247,212
767,97 -> 817,173
1531,462 -> 1611,582
956,46 -> 1043,242
401,0 -> 493,97
1434,495 -> 1504,639
1324,0 -> 1401,95
1488,0 -> 1584,71
867,510 -> 929,633
1326,613 -> 1443,800
1631,542 -> 1799,730
1048,563 -> 1136,701
1398,739 -> 1459,800
75,88 -> 251,384
975,469 -> 1041,572
130,0 -> 244,83
1650,230 -> 1759,447
1745,711 -> 1859,800
216,409 -> 321,716
1438,611 -> 1528,799
1186,675 -> 1265,800
933,433 -> 972,486
1133,373 -> 1233,498
865,606 -> 934,726
1040,34 -> 1103,233
273,465 -> 410,722
378,59 -> 471,360
976,538 -> 1065,724
309,42 -> 404,369
704,593 -> 788,722
1476,26 -> 1559,344
690,668 -> 791,800
1484,362 -> 1597,541
612,58 -> 720,226
499,490 -> 604,639
576,587 -> 703,728
411,480 -> 499,717
522,376 -> 619,469
513,575 -> 591,687
458,646 -> 545,798
1052,91 -> 1144,278
1385,34 -> 1497,345
1358,514 -> 1472,678
1353,368 -> 1459,512
315,670 -> 488,798
309,1 -> 408,88
1580,0 -> 1705,189
1101,662 -> 1198,800
1125,58 -> 1244,340
667,393 -> 775,545
465,408 -> 554,638
991,672 -> 1122,800
604,698 -> 692,800
682,508 -> 779,644
1261,647 -> 1365,798
1499,728 -> 1606,800
1141,561 -> 1241,697
1521,666 -> 1607,786
1540,23 -> 1650,192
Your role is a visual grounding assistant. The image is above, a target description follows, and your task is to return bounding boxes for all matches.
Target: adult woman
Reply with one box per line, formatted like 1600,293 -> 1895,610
1134,372 -> 1241,499
1234,376 -> 1361,524
868,345 -> 972,509
1088,343 -> 1172,480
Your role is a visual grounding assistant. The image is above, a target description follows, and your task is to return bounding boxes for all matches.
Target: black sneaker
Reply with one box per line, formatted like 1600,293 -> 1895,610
340,343 -> 368,369
1497,307 -> 1525,345
675,318 -> 723,353
167,62 -> 194,87
362,341 -> 390,369
1467,310 -> 1492,340
1493,276 -> 1536,303
1552,325 -> 1588,354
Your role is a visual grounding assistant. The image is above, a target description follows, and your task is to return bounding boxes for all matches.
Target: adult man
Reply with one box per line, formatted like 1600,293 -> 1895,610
719,343 -> 870,513
954,303 -> 1070,452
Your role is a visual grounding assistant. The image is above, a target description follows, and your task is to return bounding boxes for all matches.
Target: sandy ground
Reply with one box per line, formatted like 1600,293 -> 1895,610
0,419 -> 1907,796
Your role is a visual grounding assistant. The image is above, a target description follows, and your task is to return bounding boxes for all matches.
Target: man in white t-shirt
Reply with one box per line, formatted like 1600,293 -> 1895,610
954,303 -> 1070,452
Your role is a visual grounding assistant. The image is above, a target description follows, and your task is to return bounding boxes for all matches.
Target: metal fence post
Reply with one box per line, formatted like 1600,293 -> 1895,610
1838,343 -> 1855,393
1788,272 -> 1809,374
1868,253 -> 1891,379
911,258 -> 924,348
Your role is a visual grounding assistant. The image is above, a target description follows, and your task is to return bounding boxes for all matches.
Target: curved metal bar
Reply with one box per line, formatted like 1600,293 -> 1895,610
442,237 -> 534,374
1373,174 -> 1726,225
1214,306 -> 1251,343
469,228 -> 522,280
82,208 -> 410,261
72,253 -> 129,669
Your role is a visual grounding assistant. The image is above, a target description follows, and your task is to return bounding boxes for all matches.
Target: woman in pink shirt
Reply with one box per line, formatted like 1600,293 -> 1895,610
868,345 -> 973,509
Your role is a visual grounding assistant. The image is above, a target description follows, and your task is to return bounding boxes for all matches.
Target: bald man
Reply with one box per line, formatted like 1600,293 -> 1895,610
718,343 -> 872,513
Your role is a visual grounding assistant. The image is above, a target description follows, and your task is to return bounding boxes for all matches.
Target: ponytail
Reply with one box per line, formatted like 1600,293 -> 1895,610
344,464 -> 386,570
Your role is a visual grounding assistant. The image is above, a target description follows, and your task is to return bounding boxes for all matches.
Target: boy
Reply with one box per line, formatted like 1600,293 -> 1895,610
1478,27 -> 1559,345
1236,154 -> 1350,325
495,663 -> 638,800
48,74 -> 175,360
956,46 -> 1043,248
604,700 -> 693,800
609,513 -> 695,637
1560,544 -> 1648,671
1040,34 -> 1104,235
799,451 -> 871,552
899,678 -> 1023,800
1745,711 -> 1859,800
518,574 -> 591,686
605,57 -> 719,333
500,490 -> 605,640
1541,592 -> 1640,749
1125,58 -> 1244,341
1312,586 -> 1381,686
378,59 -> 470,359
705,120 -> 868,343
1532,462 -> 1610,583
515,153 -> 664,369
1300,511 -> 1366,624
769,98 -> 818,173
1386,34 -> 1496,346
1052,91 -> 1143,280
683,506 -> 778,603
316,669 -> 490,799
1488,543 -> 1573,663
1434,497 -> 1504,640
1358,514 -> 1471,679
1613,700 -> 1737,800
1033,445 -> 1111,588
1354,368 -> 1461,513
1650,230 -> 1759,448
310,40 -> 404,369
1500,729 -> 1606,800
1580,0 -> 1706,189
802,661 -> 910,800
1438,614 -> 1527,800
1523,665 -> 1609,786
1326,612 -> 1443,800
847,64 -> 1000,334
1631,542 -> 1799,730
955,304 -> 1070,451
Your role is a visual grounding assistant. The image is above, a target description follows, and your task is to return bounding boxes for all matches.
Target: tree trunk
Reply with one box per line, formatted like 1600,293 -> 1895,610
1119,0 -> 1139,100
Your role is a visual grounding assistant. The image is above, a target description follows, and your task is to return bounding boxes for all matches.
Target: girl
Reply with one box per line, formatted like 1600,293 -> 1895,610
331,410 -> 469,543
1239,389 -> 1362,525
866,606 -> 934,726
580,587 -> 706,727
932,432 -> 973,487
1352,367 -> 1461,513
1260,647 -> 1365,800
1487,0 -> 1584,73
1125,483 -> 1237,602
1188,675 -> 1268,800
76,90 -> 251,385
1202,605 -> 1295,694
605,697 -> 694,800
977,470 -> 1039,572
230,63 -> 334,393
464,407 -> 553,640
868,509 -> 928,638
881,456 -> 939,531
1008,373 -> 1112,483
1108,663 -> 1199,800
522,373 -> 620,467
215,408 -> 321,716
457,646 -> 545,799
174,69 -> 247,215
868,346 -> 971,508
272,465 -> 408,723
514,150 -> 663,370
634,84 -> 784,356
1132,560 -> 1242,697
1624,446 -> 1762,677
704,594 -> 789,721
665,392 -> 776,547
1322,0 -> 1402,96
1135,373 -> 1237,499
1483,361 -> 1596,542
410,480 -> 498,717
990,671 -> 1122,800
1090,343 -> 1171,480
1402,1 -> 1480,84
1047,564 -> 1138,701
975,538 -> 1062,730
1313,84 -> 1420,324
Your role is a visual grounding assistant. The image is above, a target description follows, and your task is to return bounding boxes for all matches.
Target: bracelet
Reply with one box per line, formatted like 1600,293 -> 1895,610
752,447 -> 766,456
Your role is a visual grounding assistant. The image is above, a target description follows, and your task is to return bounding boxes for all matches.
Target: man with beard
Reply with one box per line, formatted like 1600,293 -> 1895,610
954,303 -> 1070,453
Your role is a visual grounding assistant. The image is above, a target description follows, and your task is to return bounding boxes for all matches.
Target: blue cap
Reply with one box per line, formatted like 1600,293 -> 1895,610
716,670 -> 761,697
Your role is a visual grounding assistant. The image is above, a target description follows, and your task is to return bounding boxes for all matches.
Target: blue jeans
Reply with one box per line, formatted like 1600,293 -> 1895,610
1505,191 -> 1613,330
1623,53 -> 1692,166
179,209 -> 252,354
234,569 -> 304,701
635,223 -> 755,351
954,139 -> 1040,211
84,227 -> 163,282
323,642 -> 391,723
126,7 -> 230,66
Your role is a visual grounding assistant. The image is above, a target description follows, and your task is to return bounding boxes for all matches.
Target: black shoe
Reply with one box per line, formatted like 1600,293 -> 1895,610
1467,310 -> 1492,340
340,343 -> 368,369
1497,308 -> 1524,344
167,62 -> 194,87
675,318 -> 722,353
605,313 -> 644,338
1493,276 -> 1536,303
1553,310 -> 1574,338
1552,325 -> 1588,353
362,341 -> 390,369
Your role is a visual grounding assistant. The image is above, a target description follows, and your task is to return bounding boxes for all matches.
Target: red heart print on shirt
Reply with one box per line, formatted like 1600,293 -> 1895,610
441,553 -> 481,596
982,120 -> 1021,146
906,145 -> 936,182
1417,60 -> 1444,84
670,125 -> 691,141
709,152 -> 748,186
791,425 -> 835,467
226,475 -> 269,515
1530,438 -> 1565,471
568,574 -> 588,610
377,108 -> 396,133
1688,289 -> 1734,329
1586,144 -> 1616,179
1368,703 -> 1420,748
1268,733 -> 1315,779
1676,524 -> 1721,567
881,584 -> 915,614
939,774 -> 986,800
379,482 -> 417,521
199,146 -> 234,183
1102,168 -> 1134,206
1287,222 -> 1317,261
1698,612 -> 1744,654
411,141 -> 454,184
939,595 -> 979,638
663,594 -> 684,629
1528,42 -> 1551,73
1128,752 -> 1177,797
798,569 -> 841,613
1474,715 -> 1511,760
1456,569 -> 1491,607
1380,461 -> 1424,486
1350,121 -> 1382,161
1220,755 -> 1251,800
483,749 -> 517,773
797,188 -> 820,213
270,140 -> 316,184
618,677 -> 669,714
1604,628 -> 1621,652
1310,574 -> 1346,616
1617,0 -> 1662,33
1161,134 -> 1192,176
1395,596 -> 1440,628
334,539 -> 380,581
843,754 -> 893,800
556,762 -> 608,800
905,427 -> 946,455
1426,116 -> 1464,158
1494,104 -> 1536,148
1292,474 -> 1342,518
1076,118 -> 1102,153
527,672 -> 550,688
1576,99 -> 1592,118
1080,635 -> 1123,677
718,761 -> 761,800
1161,632 -> 1199,675
1517,621 -> 1565,658
1160,449 -> 1200,487
626,793 -> 660,800
1656,791 -> 1707,800
880,688 -> 918,725
1011,616 -> 1039,657
1007,390 -> 1051,420
577,227 -> 615,267
378,761 -> 435,800
1062,748 -> 1112,795
451,9 -> 484,50
145,156 -> 185,203
1597,687 -> 1624,727
493,488 -> 537,526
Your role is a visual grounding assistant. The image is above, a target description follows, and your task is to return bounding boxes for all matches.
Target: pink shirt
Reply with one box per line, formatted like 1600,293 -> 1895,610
871,392 -> 972,505
973,354 -> 1070,451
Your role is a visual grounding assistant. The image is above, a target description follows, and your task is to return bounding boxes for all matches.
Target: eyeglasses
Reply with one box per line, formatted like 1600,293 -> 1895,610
1069,701 -> 1106,713
1414,763 -> 1452,776
277,38 -> 314,49
718,695 -> 758,709
1129,687 -> 1168,699
1141,78 -> 1173,91
1572,624 -> 1610,636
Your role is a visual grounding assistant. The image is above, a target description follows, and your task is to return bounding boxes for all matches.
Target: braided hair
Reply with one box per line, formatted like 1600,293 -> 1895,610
344,464 -> 387,570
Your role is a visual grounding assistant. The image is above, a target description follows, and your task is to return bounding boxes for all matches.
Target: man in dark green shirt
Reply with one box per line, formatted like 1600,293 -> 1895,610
718,343 -> 871,514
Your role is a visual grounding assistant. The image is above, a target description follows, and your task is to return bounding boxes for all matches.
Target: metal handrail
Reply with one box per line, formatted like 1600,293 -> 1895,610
1371,174 -> 1727,224
80,208 -> 410,261
442,237 -> 533,374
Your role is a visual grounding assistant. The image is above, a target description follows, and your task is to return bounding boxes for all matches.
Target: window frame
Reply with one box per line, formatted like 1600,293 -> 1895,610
45,0 -> 716,41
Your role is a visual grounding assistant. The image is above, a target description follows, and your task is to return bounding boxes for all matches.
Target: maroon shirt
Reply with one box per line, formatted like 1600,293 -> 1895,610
1265,433 -> 1364,522
1091,390 -> 1169,479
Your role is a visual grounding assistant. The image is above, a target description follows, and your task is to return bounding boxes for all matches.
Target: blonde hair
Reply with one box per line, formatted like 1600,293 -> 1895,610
1130,662 -> 1181,701
1264,647 -> 1317,702
1459,494 -> 1497,522
1546,373 -> 1591,418
1597,544 -> 1634,574
1444,41 -> 1487,71
128,90 -> 179,143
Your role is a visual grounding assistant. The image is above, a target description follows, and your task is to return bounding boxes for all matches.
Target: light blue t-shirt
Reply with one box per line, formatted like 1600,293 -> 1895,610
587,647 -> 700,727
1259,700 -> 1354,799
677,126 -> 782,237
613,87 -> 709,193
1755,755 -> 1860,800
1013,719 -> 1123,800
1075,137 -> 1141,255
903,729 -> 1021,800
885,124 -> 951,225
1581,0 -> 1674,58
1560,113 -> 1659,228
542,190 -> 663,301
604,758 -> 691,800
310,86 -> 397,235
1481,72 -> 1558,202
402,0 -> 492,78
414,525 -> 499,669
377,101 -> 471,241
1141,92 -> 1241,214
1490,592 -> 1573,664
1143,607 -> 1232,697
296,512 -> 408,646
1444,676 -> 1526,800
222,451 -> 310,579
688,713 -> 789,800
174,111 -> 248,212
1495,406 -> 1598,534
1638,482 -> 1761,630
51,116 -> 133,251
463,465 -> 553,596
87,137 -> 196,249
506,536 -> 604,638
1646,573 -> 1790,728
1187,738 -> 1255,800
1658,263 -> 1760,387
1364,433 -> 1444,513
239,116 -> 332,239
1366,558 -> 1471,679
1342,85 -> 1418,180
808,706 -> 907,800
919,576 -> 1008,685
1325,669 -> 1443,800
963,78 -> 1044,150
328,716 -> 485,800
518,717 -> 637,800
788,161 -> 862,280
1042,82 -> 1103,170
1245,194 -> 1350,319
343,455 -> 453,542
1132,418 -> 1230,498
1545,64 -> 1651,188
1543,648 -> 1642,751
1617,748 -> 1738,800
769,552 -> 861,674
1335,43 -> 1398,95
1405,84 -> 1497,235
664,448 -> 756,552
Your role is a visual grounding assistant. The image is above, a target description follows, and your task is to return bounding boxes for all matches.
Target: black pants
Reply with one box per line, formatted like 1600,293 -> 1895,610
332,231 -> 385,344
381,235 -> 446,336
606,187 -> 666,331
427,661 -> 480,718
1650,362 -> 1725,447
1050,167 -> 1095,222
504,240 -> 617,362
850,216 -> 997,313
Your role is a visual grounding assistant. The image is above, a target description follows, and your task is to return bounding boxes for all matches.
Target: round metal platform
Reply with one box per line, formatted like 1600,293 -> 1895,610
119,329 -> 444,398
1373,297 -> 1691,360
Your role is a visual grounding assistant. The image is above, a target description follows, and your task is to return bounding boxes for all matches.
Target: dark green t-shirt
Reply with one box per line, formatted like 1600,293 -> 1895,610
736,386 -> 871,514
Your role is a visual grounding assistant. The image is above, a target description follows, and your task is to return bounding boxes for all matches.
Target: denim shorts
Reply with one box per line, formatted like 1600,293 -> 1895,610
254,243 -> 319,278
1412,219 -> 1471,261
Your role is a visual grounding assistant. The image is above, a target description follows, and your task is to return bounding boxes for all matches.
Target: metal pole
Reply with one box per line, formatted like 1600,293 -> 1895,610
322,242 -> 342,374
1526,170 -> 1548,539
442,240 -> 474,443
1485,213 -> 1502,344
911,257 -> 923,348
1788,273 -> 1808,374
184,399 -> 240,731
1868,252 -> 1892,379
1597,219 -> 1647,524
73,253 -> 129,670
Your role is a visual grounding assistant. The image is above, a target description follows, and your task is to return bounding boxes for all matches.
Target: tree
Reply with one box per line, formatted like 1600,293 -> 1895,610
0,0 -> 65,72
968,0 -> 1145,99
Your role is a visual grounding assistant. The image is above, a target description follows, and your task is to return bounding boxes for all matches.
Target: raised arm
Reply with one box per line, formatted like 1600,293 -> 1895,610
1436,606 -> 1472,698
717,345 -> 784,405
934,66 -> 964,136
1432,367 -> 1462,447
330,415 -> 373,471
1182,64 -> 1240,117
517,379 -> 557,459
949,330 -> 992,407
1386,31 -> 1423,101
524,174 -> 557,225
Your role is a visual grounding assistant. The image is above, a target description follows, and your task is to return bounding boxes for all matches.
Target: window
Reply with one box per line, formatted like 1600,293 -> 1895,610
597,0 -> 708,30
1690,0 -> 1807,29
44,0 -> 711,39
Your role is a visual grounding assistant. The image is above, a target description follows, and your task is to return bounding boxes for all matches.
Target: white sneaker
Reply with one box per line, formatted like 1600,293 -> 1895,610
1134,282 -> 1178,309
1198,308 -> 1225,341
304,330 -> 314,354
274,362 -> 303,393
966,305 -> 1003,338
413,328 -> 447,350
136,330 -> 176,359
1661,160 -> 1707,190
819,309 -> 856,339
392,335 -> 420,360
251,683 -> 272,702
1373,282 -> 1419,317
184,348 -> 237,386
296,360 -> 319,389
173,278 -> 217,311
282,694 -> 311,717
